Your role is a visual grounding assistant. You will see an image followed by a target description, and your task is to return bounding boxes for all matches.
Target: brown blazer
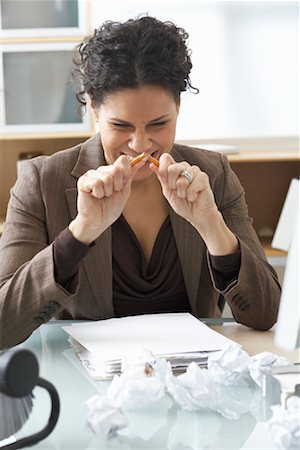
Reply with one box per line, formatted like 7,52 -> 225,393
0,134 -> 280,349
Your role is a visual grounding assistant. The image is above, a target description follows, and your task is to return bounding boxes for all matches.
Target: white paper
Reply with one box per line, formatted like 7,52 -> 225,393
208,343 -> 250,384
248,352 -> 290,387
85,395 -> 128,439
63,313 -> 234,364
107,364 -> 167,410
266,395 -> 300,450
165,361 -> 254,420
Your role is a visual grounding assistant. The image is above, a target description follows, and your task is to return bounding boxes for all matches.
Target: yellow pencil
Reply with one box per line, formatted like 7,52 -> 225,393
130,152 -> 160,167
147,154 -> 160,167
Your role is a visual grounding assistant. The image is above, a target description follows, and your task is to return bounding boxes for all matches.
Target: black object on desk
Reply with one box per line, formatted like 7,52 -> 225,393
0,349 -> 60,449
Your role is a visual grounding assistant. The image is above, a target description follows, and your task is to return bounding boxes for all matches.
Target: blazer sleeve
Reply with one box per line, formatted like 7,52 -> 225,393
0,161 -> 79,350
207,153 -> 281,330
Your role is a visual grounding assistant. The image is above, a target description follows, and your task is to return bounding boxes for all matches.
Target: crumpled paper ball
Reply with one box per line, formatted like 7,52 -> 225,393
248,352 -> 289,387
208,344 -> 250,384
166,361 -> 254,420
266,395 -> 300,449
166,362 -> 220,411
85,394 -> 128,438
107,357 -> 172,409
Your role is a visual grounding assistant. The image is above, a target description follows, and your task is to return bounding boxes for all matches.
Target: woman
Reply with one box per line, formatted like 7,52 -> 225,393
0,16 -> 280,349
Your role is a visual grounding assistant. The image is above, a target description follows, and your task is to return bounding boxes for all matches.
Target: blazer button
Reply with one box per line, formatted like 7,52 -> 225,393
34,316 -> 44,326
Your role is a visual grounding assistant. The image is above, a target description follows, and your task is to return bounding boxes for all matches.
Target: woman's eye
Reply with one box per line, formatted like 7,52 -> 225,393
112,121 -> 167,129
112,123 -> 131,128
150,121 -> 167,127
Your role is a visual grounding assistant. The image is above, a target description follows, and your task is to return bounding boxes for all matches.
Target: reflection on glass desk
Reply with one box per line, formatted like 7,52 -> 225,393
12,321 -> 295,450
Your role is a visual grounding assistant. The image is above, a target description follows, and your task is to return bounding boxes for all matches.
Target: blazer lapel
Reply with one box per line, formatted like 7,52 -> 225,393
65,135 -> 114,317
170,209 -> 205,312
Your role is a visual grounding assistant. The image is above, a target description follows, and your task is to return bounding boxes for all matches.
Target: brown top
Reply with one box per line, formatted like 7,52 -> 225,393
53,216 -> 241,315
112,215 -> 190,316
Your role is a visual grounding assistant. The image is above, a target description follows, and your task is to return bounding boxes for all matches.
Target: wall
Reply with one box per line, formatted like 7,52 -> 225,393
91,0 -> 299,143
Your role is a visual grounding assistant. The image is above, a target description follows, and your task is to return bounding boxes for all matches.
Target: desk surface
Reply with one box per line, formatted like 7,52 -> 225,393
211,322 -> 299,362
11,321 -> 299,450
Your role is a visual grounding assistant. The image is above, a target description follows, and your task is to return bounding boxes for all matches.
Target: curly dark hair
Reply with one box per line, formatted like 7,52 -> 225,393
73,15 -> 198,109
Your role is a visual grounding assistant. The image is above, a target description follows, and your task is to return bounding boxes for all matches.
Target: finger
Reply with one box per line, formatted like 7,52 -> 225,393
101,173 -> 114,197
168,163 -> 191,191
174,165 -> 200,199
176,175 -> 190,198
104,163 -> 127,192
79,170 -> 108,199
91,179 -> 105,198
115,154 -> 146,181
185,169 -> 210,202
96,156 -> 130,193
156,153 -> 175,184
186,185 -> 199,202
78,171 -> 98,195
78,177 -> 92,194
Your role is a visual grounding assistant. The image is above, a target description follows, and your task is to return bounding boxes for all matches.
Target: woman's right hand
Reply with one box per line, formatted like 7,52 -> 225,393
69,155 -> 144,245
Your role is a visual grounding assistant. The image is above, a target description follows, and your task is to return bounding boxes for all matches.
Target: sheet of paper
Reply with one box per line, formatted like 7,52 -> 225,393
63,313 -> 235,363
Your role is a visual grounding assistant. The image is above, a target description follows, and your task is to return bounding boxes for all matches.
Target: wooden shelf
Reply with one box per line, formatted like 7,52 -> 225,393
0,131 -> 94,141
228,150 -> 300,163
1,36 -> 86,45
261,238 -> 287,258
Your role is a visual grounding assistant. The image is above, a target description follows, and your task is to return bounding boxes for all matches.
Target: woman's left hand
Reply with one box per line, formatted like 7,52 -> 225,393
152,153 -> 239,256
154,153 -> 217,230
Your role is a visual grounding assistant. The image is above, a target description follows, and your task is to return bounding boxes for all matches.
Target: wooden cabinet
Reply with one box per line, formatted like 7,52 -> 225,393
0,135 -> 87,219
228,151 -> 299,257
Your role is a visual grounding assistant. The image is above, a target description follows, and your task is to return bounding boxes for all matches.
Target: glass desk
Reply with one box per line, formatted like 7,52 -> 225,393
10,321 -> 297,449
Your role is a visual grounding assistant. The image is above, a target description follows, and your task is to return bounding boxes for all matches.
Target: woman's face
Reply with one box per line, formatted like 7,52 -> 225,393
93,85 -> 180,181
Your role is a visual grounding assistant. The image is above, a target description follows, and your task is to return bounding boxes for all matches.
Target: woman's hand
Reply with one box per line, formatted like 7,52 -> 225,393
153,153 -> 239,255
155,153 -> 216,227
69,155 -> 144,245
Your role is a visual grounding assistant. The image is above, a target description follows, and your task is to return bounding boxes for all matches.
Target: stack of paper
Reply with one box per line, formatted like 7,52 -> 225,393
63,313 -> 235,380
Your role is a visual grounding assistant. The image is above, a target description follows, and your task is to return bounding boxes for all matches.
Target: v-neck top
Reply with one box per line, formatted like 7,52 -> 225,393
112,215 -> 191,316
53,224 -> 241,316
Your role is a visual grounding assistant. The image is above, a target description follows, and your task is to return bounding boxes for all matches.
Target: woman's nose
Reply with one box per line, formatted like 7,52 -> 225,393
128,131 -> 151,153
